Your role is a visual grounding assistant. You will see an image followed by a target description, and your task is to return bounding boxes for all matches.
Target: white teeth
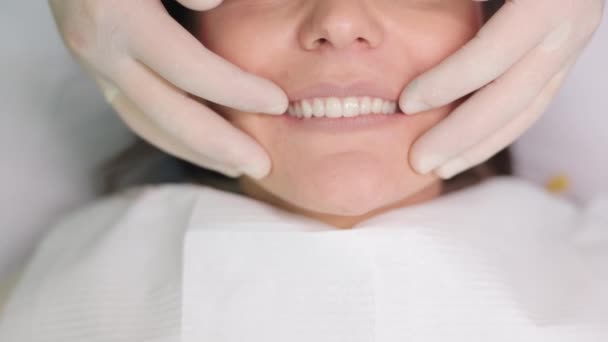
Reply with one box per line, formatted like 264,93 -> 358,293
360,97 -> 372,115
287,96 -> 399,119
382,101 -> 393,114
313,98 -> 325,117
372,98 -> 384,114
301,100 -> 313,118
326,98 -> 343,118
343,97 -> 358,117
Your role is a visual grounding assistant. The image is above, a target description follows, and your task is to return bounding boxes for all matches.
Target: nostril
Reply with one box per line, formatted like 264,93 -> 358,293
311,37 -> 330,49
310,35 -> 372,50
355,37 -> 370,47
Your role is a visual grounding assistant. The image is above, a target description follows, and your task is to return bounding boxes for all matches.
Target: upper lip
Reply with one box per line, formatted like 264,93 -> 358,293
288,81 -> 401,102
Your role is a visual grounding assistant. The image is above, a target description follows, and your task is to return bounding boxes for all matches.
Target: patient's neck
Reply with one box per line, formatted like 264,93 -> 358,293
238,179 -> 442,229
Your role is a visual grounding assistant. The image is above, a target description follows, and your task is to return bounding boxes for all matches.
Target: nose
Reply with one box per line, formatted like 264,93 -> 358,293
300,0 -> 384,51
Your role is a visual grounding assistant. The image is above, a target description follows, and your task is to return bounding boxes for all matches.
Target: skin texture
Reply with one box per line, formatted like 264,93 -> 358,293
194,0 -> 483,228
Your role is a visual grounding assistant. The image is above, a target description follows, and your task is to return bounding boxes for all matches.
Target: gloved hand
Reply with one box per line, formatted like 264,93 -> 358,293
400,0 -> 605,179
48,0 -> 288,179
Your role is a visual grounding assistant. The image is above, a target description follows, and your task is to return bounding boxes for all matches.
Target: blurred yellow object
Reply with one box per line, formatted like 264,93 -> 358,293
546,174 -> 570,194
0,270 -> 22,317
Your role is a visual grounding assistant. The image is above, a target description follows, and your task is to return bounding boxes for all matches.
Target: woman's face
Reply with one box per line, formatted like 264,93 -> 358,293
194,0 -> 482,226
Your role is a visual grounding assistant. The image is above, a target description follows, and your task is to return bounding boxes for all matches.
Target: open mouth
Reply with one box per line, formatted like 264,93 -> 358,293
287,96 -> 401,119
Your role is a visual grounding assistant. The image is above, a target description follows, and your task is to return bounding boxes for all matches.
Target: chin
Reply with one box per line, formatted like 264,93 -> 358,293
278,154 -> 413,217
244,149 -> 440,220
298,179 -> 390,217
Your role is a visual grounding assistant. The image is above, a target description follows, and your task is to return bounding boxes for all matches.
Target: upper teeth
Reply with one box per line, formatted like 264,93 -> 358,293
288,97 -> 398,119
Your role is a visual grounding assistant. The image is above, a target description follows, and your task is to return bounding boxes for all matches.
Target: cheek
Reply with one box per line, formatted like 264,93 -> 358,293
196,16 -> 291,77
399,13 -> 481,72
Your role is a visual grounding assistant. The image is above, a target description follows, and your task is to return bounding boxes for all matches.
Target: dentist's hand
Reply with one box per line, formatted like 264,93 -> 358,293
49,0 -> 288,179
400,0 -> 605,179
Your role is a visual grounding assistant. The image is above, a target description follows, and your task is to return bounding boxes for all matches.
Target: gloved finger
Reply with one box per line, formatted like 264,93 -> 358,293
435,63 -> 573,180
108,86 -> 242,178
409,38 -> 583,175
109,60 -> 272,179
400,1 -> 554,114
176,0 -> 223,11
127,1 -> 288,115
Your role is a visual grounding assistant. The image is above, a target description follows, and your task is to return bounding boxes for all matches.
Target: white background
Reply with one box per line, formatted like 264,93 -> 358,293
0,2 -> 607,281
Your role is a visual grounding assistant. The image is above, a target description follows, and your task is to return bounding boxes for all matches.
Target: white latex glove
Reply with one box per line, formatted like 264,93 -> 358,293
400,0 -> 605,179
48,0 -> 288,179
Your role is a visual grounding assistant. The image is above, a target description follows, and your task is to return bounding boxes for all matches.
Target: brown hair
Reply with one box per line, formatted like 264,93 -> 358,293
102,0 -> 509,194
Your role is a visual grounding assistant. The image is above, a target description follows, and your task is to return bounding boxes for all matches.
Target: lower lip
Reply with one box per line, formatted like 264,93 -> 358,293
282,113 -> 406,132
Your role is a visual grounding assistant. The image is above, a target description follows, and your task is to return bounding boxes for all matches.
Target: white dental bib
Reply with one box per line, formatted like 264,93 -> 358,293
1,178 -> 607,341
